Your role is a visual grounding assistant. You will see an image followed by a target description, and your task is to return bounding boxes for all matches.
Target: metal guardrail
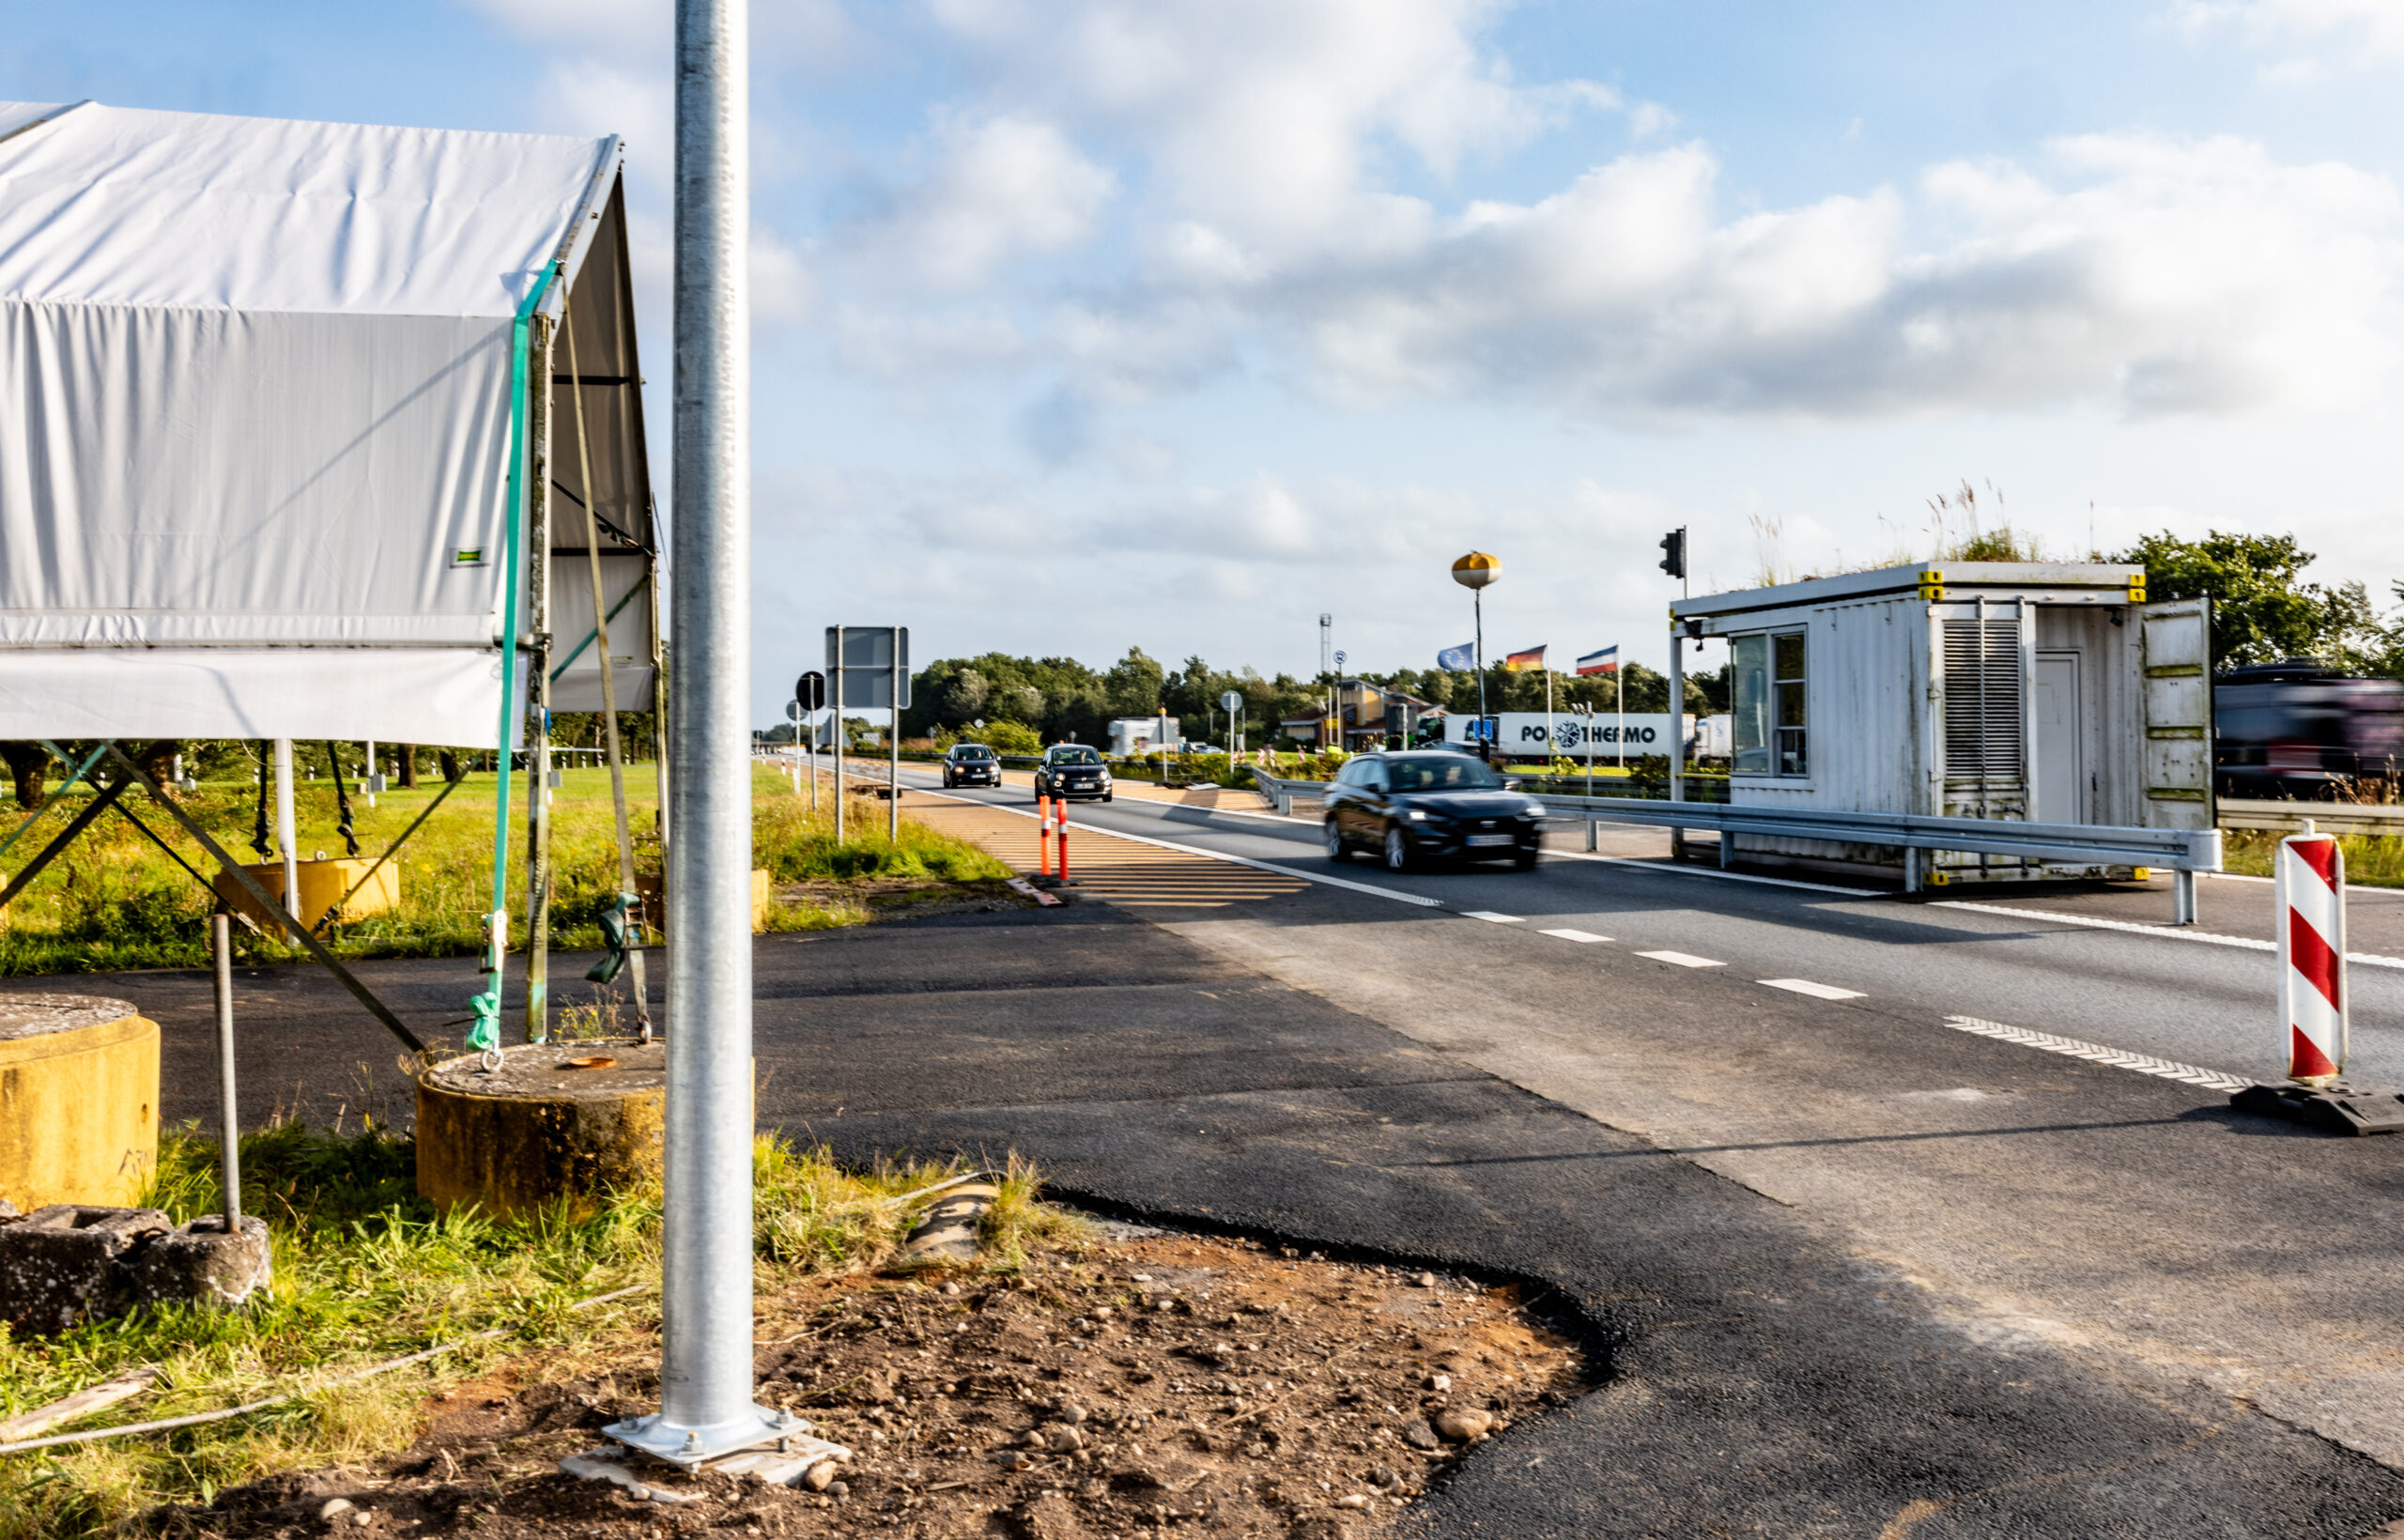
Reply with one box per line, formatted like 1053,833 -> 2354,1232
1248,765 -> 1330,816
2218,798 -> 2404,836
1254,765 -> 2218,921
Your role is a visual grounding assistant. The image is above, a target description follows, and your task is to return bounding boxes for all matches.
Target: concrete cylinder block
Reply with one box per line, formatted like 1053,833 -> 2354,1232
415,1040 -> 665,1223
0,994 -> 160,1212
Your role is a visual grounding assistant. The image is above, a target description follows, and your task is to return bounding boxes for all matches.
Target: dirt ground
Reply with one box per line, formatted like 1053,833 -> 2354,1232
175,1231 -> 1583,1540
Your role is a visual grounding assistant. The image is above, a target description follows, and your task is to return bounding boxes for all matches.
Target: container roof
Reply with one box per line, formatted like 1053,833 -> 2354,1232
1672,562 -> 2145,624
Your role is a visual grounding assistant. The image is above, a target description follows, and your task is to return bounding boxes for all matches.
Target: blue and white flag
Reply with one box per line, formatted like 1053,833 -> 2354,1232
1575,644 -> 1620,676
1437,642 -> 1475,670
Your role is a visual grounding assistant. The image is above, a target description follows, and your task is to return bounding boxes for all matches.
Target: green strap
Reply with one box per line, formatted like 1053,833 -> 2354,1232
473,262 -> 562,1055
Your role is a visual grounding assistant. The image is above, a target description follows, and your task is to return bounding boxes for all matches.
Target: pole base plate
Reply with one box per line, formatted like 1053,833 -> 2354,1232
602,1405 -> 819,1467
2229,1082 -> 2404,1136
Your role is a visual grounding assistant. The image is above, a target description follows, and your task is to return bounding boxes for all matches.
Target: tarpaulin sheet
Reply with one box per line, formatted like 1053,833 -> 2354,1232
0,100 -> 621,745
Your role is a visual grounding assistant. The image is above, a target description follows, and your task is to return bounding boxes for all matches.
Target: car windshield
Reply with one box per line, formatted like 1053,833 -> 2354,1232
1385,757 -> 1505,792
951,747 -> 993,760
1050,747 -> 1102,765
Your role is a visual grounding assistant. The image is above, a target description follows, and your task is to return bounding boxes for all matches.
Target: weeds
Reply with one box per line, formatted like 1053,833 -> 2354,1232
0,1122 -> 1070,1539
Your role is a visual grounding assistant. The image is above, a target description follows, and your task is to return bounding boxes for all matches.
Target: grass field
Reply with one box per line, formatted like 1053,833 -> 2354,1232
0,765 -> 1009,977
0,1124 -> 1073,1540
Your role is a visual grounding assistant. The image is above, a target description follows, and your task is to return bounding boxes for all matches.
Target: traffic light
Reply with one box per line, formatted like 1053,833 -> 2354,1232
796,671 -> 825,711
1658,527 -> 1686,580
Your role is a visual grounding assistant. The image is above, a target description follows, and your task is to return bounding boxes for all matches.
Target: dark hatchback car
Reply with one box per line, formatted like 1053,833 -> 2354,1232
1322,750 -> 1544,870
941,742 -> 1001,788
1034,743 -> 1113,802
2215,659 -> 2404,799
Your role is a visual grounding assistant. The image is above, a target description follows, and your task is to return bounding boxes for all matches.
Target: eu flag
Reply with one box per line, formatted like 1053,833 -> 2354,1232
1437,642 -> 1474,670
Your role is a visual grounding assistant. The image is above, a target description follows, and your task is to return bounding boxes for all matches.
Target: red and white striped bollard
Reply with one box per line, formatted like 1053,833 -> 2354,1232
2277,824 -> 2348,1086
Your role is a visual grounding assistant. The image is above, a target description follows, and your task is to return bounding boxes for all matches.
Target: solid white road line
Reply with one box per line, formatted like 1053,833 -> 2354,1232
1933,900 -> 2404,971
1941,1015 -> 2255,1094
1539,928 -> 1611,943
1461,911 -> 1525,924
1636,950 -> 1725,969
1760,978 -> 1866,1001
908,786 -> 1446,909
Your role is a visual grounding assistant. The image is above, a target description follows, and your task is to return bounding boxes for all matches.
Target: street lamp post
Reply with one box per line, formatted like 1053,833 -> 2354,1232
1451,553 -> 1500,756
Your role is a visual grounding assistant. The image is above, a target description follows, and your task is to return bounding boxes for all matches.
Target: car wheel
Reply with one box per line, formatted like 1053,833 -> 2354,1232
1383,824 -> 1411,871
1325,818 -> 1349,862
1513,848 -> 1539,870
1102,791 -> 1114,802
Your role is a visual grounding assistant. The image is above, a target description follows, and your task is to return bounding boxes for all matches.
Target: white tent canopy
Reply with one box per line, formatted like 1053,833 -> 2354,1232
0,100 -> 656,746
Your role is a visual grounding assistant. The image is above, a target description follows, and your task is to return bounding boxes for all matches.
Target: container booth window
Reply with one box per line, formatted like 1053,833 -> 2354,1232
1731,631 -> 1807,778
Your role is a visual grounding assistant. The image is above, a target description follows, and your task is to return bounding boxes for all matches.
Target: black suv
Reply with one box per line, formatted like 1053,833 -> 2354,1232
1034,744 -> 1113,802
941,742 -> 1001,788
1322,751 -> 1543,870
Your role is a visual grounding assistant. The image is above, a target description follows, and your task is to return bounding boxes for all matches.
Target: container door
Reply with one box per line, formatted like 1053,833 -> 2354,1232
2140,597 -> 2213,829
2032,652 -> 2083,824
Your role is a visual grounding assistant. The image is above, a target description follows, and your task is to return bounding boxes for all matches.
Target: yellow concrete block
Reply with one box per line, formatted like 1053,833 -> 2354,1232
0,996 -> 159,1212
211,857 -> 400,932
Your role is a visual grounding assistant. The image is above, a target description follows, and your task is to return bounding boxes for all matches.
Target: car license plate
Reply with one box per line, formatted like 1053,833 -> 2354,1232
1467,834 -> 1513,847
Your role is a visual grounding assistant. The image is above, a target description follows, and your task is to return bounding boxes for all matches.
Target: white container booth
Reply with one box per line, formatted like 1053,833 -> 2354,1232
1667,563 -> 2212,885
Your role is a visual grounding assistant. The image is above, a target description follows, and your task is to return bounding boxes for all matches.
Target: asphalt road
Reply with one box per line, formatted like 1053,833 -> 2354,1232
889,762 -> 2404,1087
858,762 -> 2404,1481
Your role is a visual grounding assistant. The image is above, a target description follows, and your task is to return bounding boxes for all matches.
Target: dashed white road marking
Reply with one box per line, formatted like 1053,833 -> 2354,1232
1941,1015 -> 2255,1094
1461,911 -> 1525,924
1933,901 -> 2404,971
1539,928 -> 1611,943
1636,950 -> 1725,969
1760,978 -> 1865,1001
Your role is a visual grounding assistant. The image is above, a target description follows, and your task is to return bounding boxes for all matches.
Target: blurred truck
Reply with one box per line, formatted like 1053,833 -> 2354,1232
2213,658 -> 2404,800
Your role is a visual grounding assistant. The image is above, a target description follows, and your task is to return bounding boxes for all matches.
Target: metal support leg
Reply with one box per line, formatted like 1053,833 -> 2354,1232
2173,868 -> 2196,927
1903,846 -> 1921,895
1584,819 -> 1597,852
1719,832 -> 1734,869
212,913 -> 241,1229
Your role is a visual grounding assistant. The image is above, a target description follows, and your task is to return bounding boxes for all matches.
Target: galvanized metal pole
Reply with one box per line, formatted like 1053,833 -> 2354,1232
834,626 -> 845,842
610,0 -> 787,1468
211,912 -> 240,1231
1667,620 -> 1686,860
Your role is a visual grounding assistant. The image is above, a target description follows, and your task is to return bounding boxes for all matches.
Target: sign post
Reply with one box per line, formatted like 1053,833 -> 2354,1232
825,628 -> 911,843
1222,688 -> 1242,759
795,671 -> 824,812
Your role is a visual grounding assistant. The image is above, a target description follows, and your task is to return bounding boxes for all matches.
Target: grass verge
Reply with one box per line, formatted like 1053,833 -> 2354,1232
0,768 -> 1010,976
2223,828 -> 2404,887
0,1123 -> 1071,1540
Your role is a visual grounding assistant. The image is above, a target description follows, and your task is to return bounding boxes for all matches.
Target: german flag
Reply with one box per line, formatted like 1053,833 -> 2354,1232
1502,644 -> 1547,671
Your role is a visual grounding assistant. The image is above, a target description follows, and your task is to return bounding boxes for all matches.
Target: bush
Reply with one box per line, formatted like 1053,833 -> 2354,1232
961,720 -> 1041,755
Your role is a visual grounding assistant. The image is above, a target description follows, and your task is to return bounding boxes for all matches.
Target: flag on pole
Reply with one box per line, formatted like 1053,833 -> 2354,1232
1436,642 -> 1475,670
1576,644 -> 1620,676
1502,644 -> 1548,671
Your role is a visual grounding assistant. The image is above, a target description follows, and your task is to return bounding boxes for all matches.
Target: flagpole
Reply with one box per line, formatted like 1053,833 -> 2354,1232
1473,590 -> 1487,756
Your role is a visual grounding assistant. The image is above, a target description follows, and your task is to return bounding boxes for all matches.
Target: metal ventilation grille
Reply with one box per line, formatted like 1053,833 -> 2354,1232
1943,619 -> 2023,778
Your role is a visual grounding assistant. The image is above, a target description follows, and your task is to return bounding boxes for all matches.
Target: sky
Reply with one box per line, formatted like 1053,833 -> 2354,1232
5,0 -> 2402,720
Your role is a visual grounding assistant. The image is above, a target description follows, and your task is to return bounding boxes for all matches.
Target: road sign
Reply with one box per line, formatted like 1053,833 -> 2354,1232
824,627 -> 911,709
795,670 -> 825,711
1221,689 -> 1242,713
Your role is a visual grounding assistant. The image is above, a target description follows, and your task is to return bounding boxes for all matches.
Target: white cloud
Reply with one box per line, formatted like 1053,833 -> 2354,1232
840,115 -> 1115,294
2173,0 -> 2404,61
924,0 -> 1647,268
1073,132 -> 2402,420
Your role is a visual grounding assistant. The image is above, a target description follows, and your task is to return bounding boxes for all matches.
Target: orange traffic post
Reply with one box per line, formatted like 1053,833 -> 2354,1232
1038,793 -> 1053,877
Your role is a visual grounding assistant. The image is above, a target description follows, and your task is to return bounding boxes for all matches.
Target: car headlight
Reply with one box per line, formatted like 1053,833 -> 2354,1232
1522,803 -> 1546,817
1406,809 -> 1427,822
